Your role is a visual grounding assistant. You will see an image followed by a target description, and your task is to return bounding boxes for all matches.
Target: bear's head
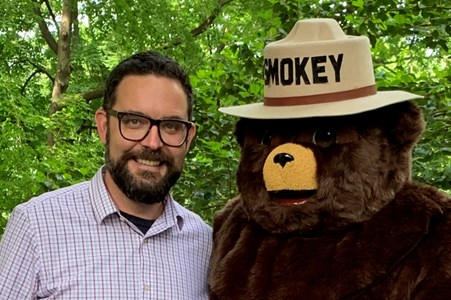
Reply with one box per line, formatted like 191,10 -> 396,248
233,101 -> 425,233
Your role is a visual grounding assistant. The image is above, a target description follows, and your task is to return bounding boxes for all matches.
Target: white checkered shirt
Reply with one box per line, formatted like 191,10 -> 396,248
0,167 -> 212,299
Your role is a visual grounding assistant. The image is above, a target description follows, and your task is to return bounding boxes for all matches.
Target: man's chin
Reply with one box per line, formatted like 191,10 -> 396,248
134,172 -> 166,188
108,156 -> 181,204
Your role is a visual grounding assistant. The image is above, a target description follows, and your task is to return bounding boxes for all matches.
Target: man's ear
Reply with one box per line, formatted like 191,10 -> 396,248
185,124 -> 197,153
95,109 -> 108,145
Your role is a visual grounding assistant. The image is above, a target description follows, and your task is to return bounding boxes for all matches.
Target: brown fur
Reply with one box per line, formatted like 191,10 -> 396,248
210,102 -> 451,299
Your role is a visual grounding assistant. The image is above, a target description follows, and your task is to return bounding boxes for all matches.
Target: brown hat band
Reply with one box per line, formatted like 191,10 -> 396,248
264,85 -> 377,106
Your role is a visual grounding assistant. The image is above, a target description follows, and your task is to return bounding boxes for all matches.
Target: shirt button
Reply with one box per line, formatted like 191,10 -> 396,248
143,284 -> 150,292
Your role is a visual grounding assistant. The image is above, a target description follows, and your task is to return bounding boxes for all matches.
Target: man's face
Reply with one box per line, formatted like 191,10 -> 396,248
96,74 -> 196,204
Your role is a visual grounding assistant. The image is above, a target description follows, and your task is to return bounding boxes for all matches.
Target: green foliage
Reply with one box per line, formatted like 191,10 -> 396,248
0,0 -> 450,235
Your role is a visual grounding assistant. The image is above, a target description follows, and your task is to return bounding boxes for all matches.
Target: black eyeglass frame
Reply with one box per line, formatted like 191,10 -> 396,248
106,108 -> 193,147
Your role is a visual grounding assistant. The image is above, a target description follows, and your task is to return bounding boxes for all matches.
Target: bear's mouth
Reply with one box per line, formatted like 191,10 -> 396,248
269,190 -> 316,206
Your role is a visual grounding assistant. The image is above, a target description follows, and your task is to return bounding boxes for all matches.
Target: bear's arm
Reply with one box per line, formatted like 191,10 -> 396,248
209,196 -> 251,299
388,183 -> 451,299
211,196 -> 247,260
411,188 -> 451,299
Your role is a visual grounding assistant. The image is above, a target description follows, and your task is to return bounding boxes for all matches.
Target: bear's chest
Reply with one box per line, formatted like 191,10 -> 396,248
211,221 -> 424,300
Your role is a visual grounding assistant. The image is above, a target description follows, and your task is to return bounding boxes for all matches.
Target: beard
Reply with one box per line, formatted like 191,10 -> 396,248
104,141 -> 182,205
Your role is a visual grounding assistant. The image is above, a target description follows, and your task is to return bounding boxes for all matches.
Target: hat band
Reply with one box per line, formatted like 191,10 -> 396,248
264,85 -> 377,106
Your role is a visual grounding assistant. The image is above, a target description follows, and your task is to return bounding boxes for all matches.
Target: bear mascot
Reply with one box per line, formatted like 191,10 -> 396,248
209,19 -> 451,300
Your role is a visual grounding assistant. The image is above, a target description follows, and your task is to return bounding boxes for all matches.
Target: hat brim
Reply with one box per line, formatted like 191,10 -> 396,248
218,91 -> 422,119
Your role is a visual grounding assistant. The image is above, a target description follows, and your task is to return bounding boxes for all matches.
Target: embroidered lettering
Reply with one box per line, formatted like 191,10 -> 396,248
280,58 -> 294,86
295,57 -> 310,85
311,56 -> 327,84
264,54 -> 344,86
265,58 -> 279,85
329,54 -> 343,82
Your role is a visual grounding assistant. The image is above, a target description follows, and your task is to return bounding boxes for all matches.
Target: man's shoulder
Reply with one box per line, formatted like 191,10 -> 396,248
15,181 -> 91,213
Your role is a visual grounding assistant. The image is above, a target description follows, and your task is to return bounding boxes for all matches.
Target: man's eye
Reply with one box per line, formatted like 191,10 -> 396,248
161,121 -> 183,133
122,116 -> 146,127
312,128 -> 336,148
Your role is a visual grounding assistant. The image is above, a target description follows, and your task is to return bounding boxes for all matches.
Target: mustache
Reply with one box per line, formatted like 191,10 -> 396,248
122,148 -> 173,166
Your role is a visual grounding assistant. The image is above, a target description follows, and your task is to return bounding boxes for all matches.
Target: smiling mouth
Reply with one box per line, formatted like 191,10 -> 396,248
269,190 -> 316,206
136,159 -> 162,167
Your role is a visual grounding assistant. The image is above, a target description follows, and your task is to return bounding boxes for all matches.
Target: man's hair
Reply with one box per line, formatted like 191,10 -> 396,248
103,51 -> 194,120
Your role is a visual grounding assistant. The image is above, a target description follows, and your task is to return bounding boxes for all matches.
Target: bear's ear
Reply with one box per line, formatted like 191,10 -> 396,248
234,118 -> 265,147
233,118 -> 247,147
385,101 -> 425,147
365,101 -> 425,147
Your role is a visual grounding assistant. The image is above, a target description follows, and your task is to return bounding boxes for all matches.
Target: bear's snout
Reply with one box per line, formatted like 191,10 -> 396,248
263,143 -> 318,192
273,153 -> 294,167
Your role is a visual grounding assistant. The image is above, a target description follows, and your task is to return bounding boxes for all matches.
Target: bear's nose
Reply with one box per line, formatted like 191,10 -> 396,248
273,153 -> 294,168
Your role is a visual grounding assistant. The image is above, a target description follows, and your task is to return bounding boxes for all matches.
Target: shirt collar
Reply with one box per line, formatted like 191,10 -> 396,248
90,167 -> 118,224
160,194 -> 185,231
89,166 -> 185,231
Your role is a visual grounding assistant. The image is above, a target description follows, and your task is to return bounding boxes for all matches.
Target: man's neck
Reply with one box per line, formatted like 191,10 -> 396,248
103,170 -> 165,220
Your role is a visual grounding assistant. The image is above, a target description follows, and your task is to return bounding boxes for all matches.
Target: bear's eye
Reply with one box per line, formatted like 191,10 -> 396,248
260,130 -> 272,145
312,129 -> 336,148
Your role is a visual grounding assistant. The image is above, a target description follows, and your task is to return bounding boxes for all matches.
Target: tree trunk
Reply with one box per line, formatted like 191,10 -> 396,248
48,0 -> 75,146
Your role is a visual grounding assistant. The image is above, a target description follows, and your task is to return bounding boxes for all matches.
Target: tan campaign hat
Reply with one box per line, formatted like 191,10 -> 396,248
219,18 -> 421,119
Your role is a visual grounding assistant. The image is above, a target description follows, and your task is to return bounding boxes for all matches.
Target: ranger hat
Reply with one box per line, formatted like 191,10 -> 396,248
219,18 -> 421,119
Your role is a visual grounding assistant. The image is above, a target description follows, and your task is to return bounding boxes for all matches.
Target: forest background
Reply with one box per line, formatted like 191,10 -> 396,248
0,0 -> 450,235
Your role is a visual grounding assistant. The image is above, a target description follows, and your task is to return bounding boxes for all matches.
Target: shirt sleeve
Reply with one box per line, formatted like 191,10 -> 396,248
0,206 -> 39,299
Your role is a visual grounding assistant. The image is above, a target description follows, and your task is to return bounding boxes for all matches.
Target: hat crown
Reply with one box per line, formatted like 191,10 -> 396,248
263,18 -> 375,101
282,18 -> 346,43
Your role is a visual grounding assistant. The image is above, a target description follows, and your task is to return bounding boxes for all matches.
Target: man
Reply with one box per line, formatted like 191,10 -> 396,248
0,51 -> 212,299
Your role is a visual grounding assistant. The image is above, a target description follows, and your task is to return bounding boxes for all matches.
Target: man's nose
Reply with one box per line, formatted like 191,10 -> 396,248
140,125 -> 163,149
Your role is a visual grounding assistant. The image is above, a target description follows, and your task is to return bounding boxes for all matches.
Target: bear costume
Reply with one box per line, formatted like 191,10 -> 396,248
210,19 -> 451,299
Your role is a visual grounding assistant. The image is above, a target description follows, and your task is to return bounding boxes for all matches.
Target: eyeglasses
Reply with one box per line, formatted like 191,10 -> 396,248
106,109 -> 193,147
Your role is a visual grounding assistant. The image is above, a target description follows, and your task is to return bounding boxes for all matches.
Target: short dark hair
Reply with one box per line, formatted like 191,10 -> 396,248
103,51 -> 194,120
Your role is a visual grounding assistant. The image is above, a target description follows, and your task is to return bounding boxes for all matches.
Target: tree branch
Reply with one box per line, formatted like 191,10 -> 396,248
79,87 -> 104,101
21,68 -> 54,95
162,0 -> 234,49
32,0 -> 58,55
79,1 -> 234,102
43,0 -> 59,32
71,1 -> 80,50
190,0 -> 233,37
21,70 -> 40,95
27,59 -> 55,82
